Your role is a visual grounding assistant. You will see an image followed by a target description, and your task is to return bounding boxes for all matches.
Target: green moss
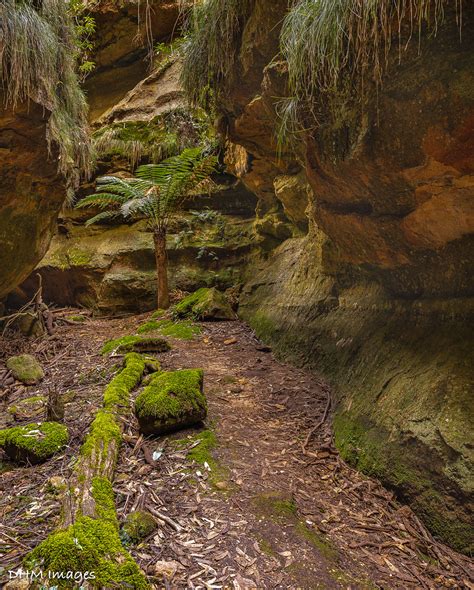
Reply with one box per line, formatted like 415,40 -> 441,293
25,516 -> 149,589
173,287 -> 234,321
0,422 -> 69,464
151,309 -> 166,319
254,491 -> 297,520
6,354 -> 44,384
333,412 -> 473,554
102,353 -> 146,409
135,369 -> 207,435
122,511 -> 157,544
91,477 -> 117,525
69,314 -> 87,322
101,335 -> 170,355
7,395 -> 46,417
137,319 -> 201,339
254,491 -> 338,562
295,522 -> 337,560
173,288 -> 208,318
258,538 -> 277,557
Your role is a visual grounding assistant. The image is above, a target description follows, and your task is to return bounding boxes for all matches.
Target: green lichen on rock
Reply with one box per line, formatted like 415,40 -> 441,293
135,369 -> 207,436
137,318 -> 201,339
25,516 -> 149,589
0,422 -> 69,465
101,335 -> 170,355
7,395 -> 46,421
121,510 -> 157,545
333,411 -> 474,554
173,288 -> 235,321
6,354 -> 44,385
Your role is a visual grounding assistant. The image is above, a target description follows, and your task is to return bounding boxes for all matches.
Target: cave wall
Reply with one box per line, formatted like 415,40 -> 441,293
0,99 -> 65,300
220,0 -> 474,553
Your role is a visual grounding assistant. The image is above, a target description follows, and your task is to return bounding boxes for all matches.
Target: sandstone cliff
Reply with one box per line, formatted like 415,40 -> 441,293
194,0 -> 474,553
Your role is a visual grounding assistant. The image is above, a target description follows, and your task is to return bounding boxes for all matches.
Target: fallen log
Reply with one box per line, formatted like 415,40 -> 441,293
26,353 -> 154,589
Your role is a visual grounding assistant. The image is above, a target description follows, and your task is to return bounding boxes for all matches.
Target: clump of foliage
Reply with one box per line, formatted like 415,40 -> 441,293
279,0 -> 457,140
69,0 -> 97,79
77,148 -> 217,308
181,0 -> 255,109
0,0 -> 92,189
93,108 -> 214,170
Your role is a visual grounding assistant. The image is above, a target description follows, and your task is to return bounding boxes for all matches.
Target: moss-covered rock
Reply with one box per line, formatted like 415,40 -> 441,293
6,354 -> 44,385
101,335 -> 170,355
174,288 -> 235,321
135,369 -> 207,436
7,395 -> 46,422
137,318 -> 201,339
121,510 -> 157,544
0,422 -> 69,465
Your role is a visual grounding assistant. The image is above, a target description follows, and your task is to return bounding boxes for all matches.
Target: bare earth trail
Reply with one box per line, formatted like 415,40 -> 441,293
0,315 -> 473,589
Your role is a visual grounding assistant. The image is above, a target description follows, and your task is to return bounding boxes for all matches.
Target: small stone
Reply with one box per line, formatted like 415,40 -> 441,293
214,481 -> 228,490
6,354 -> 44,385
154,560 -> 179,580
122,510 -> 157,544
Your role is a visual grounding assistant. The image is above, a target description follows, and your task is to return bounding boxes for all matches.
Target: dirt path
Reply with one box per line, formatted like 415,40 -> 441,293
1,316 -> 473,589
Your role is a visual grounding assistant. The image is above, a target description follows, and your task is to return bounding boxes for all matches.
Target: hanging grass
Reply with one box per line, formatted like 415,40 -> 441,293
279,0 -> 462,143
93,107 -> 214,169
181,0 -> 255,109
0,0 -> 92,191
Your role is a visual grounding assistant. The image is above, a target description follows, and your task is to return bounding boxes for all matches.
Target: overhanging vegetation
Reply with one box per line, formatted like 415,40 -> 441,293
0,0 -> 92,189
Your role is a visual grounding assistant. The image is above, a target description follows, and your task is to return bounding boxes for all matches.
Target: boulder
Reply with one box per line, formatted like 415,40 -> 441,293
135,369 -> 206,436
174,288 -> 236,321
6,354 -> 44,385
0,422 -> 69,465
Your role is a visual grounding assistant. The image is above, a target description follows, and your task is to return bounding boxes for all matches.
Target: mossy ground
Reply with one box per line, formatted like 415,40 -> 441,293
135,369 -> 206,435
254,491 -> 337,561
170,428 -> 231,492
137,318 -> 201,340
0,422 -> 69,464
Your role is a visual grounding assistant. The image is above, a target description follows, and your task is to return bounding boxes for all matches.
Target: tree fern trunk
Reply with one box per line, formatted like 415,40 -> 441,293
154,229 -> 170,309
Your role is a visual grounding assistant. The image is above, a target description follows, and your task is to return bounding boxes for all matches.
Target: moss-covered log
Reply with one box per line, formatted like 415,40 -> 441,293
26,353 -> 152,588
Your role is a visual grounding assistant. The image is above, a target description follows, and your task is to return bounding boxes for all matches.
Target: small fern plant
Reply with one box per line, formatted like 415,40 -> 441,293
76,148 -> 217,309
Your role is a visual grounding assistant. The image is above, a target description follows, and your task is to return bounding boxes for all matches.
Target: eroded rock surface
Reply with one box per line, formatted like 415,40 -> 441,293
0,100 -> 65,299
221,1 -> 474,552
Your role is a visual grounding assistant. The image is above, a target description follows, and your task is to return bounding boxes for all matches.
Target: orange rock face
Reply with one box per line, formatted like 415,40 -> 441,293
0,100 -> 65,299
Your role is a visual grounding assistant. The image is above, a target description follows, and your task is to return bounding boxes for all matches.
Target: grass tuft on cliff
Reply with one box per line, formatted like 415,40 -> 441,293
0,0 -> 92,190
279,0 -> 457,138
181,0 -> 255,109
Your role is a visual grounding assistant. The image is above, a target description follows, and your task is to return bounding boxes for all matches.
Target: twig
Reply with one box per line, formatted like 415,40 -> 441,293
302,388 -> 332,453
